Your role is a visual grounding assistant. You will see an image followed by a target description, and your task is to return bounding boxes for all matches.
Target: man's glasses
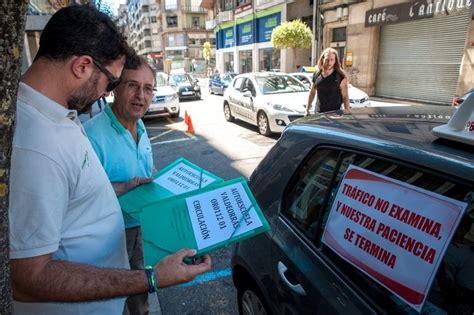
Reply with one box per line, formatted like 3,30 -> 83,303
121,80 -> 156,97
92,59 -> 121,92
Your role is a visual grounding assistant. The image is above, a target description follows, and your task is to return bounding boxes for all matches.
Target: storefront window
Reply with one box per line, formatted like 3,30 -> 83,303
259,48 -> 280,72
224,52 -> 234,72
239,50 -> 252,73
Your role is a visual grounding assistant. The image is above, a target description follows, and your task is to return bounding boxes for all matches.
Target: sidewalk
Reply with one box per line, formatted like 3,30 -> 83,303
369,96 -> 435,107
149,292 -> 162,314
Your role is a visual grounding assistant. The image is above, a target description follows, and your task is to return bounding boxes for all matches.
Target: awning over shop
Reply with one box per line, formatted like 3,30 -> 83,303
200,0 -> 215,10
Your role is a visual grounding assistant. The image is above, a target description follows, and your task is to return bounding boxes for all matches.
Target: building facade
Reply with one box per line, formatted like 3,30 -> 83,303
205,0 -> 473,105
320,0 -> 473,105
159,0 -> 215,73
204,0 -> 317,74
127,0 -> 164,69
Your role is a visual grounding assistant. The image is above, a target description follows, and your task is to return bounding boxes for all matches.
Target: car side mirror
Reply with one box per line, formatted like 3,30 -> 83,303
243,91 -> 252,98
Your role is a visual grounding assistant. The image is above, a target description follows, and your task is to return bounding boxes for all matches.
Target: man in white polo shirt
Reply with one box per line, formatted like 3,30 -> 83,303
9,5 -> 211,315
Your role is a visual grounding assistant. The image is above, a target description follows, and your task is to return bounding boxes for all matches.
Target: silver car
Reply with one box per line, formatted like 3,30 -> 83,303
146,72 -> 180,118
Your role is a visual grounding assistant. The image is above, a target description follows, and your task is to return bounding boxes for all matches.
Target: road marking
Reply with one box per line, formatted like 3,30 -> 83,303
178,267 -> 232,288
149,129 -> 174,141
151,136 -> 197,146
146,126 -> 171,130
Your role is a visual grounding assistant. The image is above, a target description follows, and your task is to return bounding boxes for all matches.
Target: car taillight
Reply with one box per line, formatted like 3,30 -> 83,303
452,97 -> 461,106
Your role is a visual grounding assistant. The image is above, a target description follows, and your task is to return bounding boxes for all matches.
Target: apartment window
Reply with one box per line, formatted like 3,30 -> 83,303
221,0 -> 233,11
150,16 -> 157,23
145,41 -> 152,48
165,0 -> 178,10
332,27 -> 346,42
237,0 -> 251,7
192,17 -> 200,28
167,15 -> 178,27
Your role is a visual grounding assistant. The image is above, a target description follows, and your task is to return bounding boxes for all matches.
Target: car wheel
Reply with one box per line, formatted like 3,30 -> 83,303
224,102 -> 234,122
238,285 -> 270,315
257,112 -> 271,136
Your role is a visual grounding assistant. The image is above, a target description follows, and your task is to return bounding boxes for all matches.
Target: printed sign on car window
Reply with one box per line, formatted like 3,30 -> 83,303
322,165 -> 468,312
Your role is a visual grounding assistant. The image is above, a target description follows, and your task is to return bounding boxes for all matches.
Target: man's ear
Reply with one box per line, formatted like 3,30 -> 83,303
70,55 -> 94,79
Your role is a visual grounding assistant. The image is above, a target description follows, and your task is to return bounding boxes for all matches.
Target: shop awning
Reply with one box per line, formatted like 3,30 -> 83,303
200,0 -> 215,10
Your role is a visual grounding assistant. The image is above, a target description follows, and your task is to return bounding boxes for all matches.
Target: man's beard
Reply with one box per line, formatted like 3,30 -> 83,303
67,72 -> 101,114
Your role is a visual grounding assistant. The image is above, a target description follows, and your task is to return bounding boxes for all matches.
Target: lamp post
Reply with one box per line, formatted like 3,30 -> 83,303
311,0 -> 323,65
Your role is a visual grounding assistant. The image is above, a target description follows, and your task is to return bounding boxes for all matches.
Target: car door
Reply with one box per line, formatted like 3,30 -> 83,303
268,148 -> 375,314
227,77 -> 245,120
236,78 -> 257,124
209,74 -> 216,93
271,147 -> 474,314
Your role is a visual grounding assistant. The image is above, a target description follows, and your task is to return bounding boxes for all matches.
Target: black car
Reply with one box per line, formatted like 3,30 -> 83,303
169,73 -> 201,101
232,103 -> 474,314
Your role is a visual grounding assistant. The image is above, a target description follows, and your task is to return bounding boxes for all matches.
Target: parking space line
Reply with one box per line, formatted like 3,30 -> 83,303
151,136 -> 197,146
149,129 -> 174,141
146,126 -> 171,130
178,267 -> 232,288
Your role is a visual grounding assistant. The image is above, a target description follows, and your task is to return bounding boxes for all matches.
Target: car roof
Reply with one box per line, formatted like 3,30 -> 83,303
289,105 -> 474,182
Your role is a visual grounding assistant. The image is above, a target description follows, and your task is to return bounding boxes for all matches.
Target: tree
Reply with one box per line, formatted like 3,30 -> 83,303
271,19 -> 312,71
202,41 -> 212,76
0,0 -> 29,312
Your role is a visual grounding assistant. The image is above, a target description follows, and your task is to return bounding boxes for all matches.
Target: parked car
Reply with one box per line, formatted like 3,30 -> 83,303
232,101 -> 474,314
223,72 -> 308,136
169,72 -> 201,101
145,72 -> 180,118
290,72 -> 371,109
209,72 -> 237,95
452,88 -> 474,106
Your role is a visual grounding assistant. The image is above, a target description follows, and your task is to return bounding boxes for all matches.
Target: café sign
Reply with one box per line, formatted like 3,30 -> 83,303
365,0 -> 472,27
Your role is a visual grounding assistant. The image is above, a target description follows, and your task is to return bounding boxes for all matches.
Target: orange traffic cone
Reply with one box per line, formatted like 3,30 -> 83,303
184,110 -> 190,125
186,114 -> 195,134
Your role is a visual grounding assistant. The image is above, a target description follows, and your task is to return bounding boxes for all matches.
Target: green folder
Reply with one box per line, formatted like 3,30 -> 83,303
118,157 -> 223,220
140,177 -> 270,265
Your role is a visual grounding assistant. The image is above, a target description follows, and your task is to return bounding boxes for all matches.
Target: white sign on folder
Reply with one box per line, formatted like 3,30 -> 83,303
185,182 -> 263,250
154,162 -> 217,194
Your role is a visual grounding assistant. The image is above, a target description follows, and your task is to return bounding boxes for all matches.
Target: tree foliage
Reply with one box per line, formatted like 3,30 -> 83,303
271,19 -> 312,49
202,41 -> 212,63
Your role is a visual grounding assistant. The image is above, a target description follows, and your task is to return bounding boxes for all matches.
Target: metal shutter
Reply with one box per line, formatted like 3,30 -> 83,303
376,13 -> 470,105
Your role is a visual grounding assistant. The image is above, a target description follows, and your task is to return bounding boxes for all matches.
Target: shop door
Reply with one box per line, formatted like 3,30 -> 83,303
376,13 -> 470,105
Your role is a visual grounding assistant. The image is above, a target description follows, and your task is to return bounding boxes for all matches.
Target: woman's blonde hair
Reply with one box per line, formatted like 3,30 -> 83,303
317,47 -> 346,80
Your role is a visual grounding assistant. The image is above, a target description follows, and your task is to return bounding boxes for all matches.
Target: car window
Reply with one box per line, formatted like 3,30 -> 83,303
282,148 -> 474,314
282,149 -> 340,240
233,77 -> 245,91
255,75 -> 308,94
170,74 -> 192,84
156,73 -> 168,87
242,78 -> 256,97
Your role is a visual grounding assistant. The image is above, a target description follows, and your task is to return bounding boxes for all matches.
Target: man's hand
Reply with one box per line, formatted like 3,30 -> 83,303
155,249 -> 211,288
112,176 -> 153,197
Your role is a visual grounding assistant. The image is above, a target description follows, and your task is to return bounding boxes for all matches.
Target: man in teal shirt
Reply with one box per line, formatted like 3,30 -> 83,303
85,55 -> 156,314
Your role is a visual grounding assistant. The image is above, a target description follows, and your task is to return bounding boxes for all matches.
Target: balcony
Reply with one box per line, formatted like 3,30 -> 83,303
183,4 -> 207,13
165,4 -> 178,11
184,22 -> 206,30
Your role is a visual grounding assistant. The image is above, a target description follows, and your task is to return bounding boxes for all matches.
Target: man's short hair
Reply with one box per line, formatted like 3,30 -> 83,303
35,4 -> 133,65
123,55 -> 157,85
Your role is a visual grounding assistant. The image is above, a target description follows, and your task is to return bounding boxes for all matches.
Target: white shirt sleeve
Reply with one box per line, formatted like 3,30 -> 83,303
9,147 -> 69,259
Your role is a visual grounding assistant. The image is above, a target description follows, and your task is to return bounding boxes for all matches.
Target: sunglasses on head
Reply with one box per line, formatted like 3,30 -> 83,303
92,59 -> 121,92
